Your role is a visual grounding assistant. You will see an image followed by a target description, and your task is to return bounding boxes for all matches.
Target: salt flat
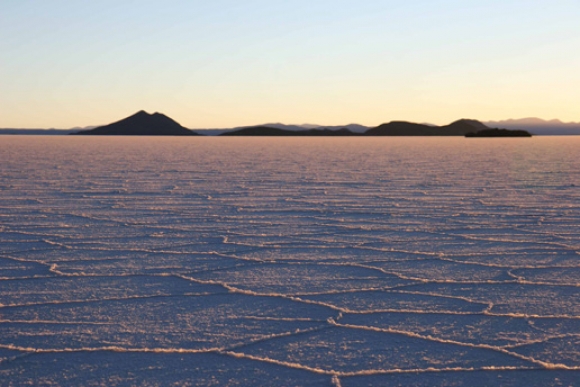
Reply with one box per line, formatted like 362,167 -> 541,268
0,136 -> 579,386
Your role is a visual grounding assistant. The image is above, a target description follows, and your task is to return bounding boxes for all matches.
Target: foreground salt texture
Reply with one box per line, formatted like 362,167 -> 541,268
0,136 -> 579,386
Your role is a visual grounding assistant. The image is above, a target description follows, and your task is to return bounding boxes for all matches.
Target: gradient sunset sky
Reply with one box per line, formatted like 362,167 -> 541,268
2,0 -> 579,129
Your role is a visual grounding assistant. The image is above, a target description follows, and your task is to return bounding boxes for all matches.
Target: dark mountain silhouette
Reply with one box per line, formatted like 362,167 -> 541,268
220,126 -> 359,136
220,119 -> 493,136
365,119 -> 487,136
465,129 -> 532,137
72,111 -> 199,136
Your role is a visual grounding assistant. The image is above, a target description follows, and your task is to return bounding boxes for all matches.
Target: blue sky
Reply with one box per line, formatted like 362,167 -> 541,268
1,0 -> 579,128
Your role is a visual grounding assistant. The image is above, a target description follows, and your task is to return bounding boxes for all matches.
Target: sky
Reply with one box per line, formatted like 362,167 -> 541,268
1,0 -> 580,129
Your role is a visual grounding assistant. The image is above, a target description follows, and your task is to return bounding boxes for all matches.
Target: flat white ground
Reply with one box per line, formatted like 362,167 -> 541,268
0,137 -> 579,386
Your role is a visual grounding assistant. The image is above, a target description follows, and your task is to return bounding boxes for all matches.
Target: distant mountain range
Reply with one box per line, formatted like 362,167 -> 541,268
482,118 -> 580,135
197,118 -> 580,136
2,114 -> 580,136
220,119 -> 512,136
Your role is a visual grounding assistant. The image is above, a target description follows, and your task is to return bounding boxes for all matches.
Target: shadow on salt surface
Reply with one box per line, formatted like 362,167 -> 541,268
0,257 -> 51,278
513,336 -> 580,367
240,327 -> 531,373
407,283 -> 580,316
366,259 -> 512,282
0,352 -> 329,386
191,262 -> 411,294
301,290 -> 487,313
0,294 -> 332,351
342,370 -> 580,387
0,276 -> 224,306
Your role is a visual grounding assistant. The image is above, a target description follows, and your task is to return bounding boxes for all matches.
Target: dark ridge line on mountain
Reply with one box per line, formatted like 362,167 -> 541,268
71,111 -> 200,136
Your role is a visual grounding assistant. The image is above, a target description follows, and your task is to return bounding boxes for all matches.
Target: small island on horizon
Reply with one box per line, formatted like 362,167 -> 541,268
465,129 -> 532,137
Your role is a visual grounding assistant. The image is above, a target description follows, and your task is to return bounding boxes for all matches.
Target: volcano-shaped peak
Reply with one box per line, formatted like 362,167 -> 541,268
72,111 -> 199,136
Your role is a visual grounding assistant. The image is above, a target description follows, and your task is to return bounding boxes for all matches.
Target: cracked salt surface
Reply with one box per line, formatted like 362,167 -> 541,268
1,136 -> 579,386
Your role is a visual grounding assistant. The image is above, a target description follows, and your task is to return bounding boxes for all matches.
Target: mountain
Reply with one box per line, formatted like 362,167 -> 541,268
220,126 -> 359,136
72,111 -> 199,136
483,118 -> 580,135
365,119 -> 487,136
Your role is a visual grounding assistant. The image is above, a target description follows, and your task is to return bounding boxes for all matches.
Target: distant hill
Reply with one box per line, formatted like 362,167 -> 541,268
220,126 -> 359,136
483,118 -> 580,135
365,119 -> 487,136
72,111 -> 199,136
